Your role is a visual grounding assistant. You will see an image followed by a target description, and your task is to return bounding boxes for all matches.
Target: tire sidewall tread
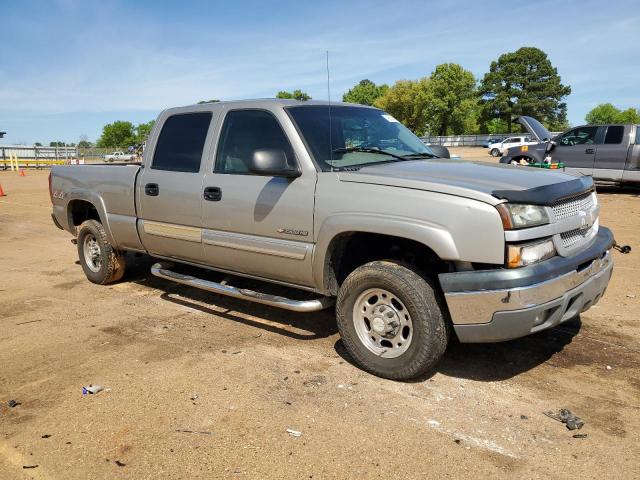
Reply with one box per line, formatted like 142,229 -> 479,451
77,220 -> 125,284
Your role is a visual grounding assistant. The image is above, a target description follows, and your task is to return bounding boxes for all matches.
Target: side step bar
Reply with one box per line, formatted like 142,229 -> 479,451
151,262 -> 334,312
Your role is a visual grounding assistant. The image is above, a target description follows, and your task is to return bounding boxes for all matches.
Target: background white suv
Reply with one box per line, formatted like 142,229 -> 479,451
488,136 -> 535,157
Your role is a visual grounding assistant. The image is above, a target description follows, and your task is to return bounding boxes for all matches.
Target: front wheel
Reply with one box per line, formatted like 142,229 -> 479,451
490,148 -> 500,157
77,220 -> 126,284
336,261 -> 449,380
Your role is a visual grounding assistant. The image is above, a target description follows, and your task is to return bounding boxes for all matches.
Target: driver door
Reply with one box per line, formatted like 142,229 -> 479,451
200,108 -> 317,287
553,126 -> 599,176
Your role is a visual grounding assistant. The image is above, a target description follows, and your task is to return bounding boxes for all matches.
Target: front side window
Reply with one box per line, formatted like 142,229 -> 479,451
152,112 -> 212,172
215,110 -> 295,174
604,126 -> 624,144
558,126 -> 598,146
287,105 -> 435,171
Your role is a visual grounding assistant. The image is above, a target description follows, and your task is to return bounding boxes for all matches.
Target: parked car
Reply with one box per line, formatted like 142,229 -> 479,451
488,136 -> 535,157
482,137 -> 503,148
104,151 -> 137,162
500,116 -> 640,185
50,99 -> 616,380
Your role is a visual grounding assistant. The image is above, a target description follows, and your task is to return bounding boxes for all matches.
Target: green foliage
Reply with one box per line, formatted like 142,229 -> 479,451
374,78 -> 431,135
585,103 -> 640,124
49,141 -> 66,147
479,47 -> 571,132
276,89 -> 311,101
135,120 -> 155,143
197,99 -> 220,104
342,79 -> 389,106
77,140 -> 93,148
423,63 -> 478,135
96,121 -> 136,148
34,142 -> 42,146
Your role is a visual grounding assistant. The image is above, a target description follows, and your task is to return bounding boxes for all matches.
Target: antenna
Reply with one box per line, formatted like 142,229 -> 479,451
326,50 -> 333,171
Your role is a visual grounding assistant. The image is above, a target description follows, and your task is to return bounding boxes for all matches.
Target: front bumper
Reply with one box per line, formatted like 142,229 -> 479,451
439,227 -> 615,343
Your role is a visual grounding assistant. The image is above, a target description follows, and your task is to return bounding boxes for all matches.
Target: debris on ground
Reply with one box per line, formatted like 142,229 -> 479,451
286,428 -> 302,437
606,365 -> 612,370
573,434 -> 588,439
190,393 -> 198,401
82,384 -> 105,395
114,460 -> 126,467
520,415 -> 529,420
544,409 -> 585,430
22,465 -> 39,469
41,434 -> 52,439
8,399 -> 21,408
175,429 -> 213,435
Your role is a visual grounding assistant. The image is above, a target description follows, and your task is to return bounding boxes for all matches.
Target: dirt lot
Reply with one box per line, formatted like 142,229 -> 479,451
1,168 -> 639,479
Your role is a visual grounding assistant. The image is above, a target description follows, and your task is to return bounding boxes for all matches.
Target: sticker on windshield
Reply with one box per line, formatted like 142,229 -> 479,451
381,114 -> 399,123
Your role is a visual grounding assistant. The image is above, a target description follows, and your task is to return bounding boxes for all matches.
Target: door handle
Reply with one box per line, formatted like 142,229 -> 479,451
203,186 -> 222,201
585,148 -> 595,154
144,183 -> 159,196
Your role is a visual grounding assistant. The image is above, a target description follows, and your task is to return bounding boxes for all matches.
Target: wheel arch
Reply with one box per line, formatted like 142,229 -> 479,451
313,215 -> 459,295
65,192 -> 116,245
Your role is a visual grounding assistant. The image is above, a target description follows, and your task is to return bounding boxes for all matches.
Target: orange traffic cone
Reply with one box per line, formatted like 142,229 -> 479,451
0,184 -> 5,196
19,169 -> 26,177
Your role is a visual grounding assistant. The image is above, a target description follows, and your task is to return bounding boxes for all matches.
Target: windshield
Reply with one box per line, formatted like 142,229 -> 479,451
286,105 -> 435,171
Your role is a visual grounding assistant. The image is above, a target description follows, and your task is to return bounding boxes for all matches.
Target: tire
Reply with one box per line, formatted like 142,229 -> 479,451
77,220 -> 126,284
490,148 -> 500,157
336,260 -> 449,380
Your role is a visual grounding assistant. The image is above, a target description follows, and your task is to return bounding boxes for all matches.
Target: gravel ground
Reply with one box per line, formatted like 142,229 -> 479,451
0,169 -> 638,479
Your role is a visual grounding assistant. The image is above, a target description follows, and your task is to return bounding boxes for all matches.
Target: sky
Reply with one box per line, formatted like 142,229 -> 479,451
0,0 -> 638,145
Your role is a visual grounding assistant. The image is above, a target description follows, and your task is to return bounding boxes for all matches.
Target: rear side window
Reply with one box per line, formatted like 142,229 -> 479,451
152,112 -> 212,172
215,110 -> 295,174
604,126 -> 624,144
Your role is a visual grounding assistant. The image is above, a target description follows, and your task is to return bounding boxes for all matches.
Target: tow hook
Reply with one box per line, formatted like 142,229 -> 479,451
613,243 -> 631,254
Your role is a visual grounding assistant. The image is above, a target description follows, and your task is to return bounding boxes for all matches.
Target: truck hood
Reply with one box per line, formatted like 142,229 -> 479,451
516,116 -> 552,142
338,159 -> 593,205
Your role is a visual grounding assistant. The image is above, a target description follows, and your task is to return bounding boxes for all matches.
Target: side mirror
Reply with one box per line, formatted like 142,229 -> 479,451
249,149 -> 301,178
545,141 -> 556,153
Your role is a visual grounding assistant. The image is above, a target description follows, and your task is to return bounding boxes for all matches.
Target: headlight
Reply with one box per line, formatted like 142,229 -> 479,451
506,238 -> 556,268
496,203 -> 550,229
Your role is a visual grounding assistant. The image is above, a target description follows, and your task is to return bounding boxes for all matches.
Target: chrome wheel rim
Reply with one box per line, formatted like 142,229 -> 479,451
83,233 -> 102,273
353,288 -> 413,358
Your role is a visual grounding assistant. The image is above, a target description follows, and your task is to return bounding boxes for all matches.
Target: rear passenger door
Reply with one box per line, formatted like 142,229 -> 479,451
553,126 -> 599,176
593,125 -> 628,182
136,111 -> 216,263
200,108 -> 317,287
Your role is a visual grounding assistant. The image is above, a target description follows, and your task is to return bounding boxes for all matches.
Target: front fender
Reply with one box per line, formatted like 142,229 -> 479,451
312,213 -> 459,292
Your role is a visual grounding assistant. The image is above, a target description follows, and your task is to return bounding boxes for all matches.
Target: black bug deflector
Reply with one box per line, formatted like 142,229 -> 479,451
492,176 -> 594,206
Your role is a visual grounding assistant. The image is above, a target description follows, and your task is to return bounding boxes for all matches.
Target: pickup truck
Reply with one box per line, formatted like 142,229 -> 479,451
104,151 -> 137,162
500,116 -> 640,185
50,99 -> 616,380
488,135 -> 535,157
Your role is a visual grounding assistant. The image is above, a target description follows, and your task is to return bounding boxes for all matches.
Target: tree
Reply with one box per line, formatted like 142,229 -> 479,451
96,121 -> 136,148
374,78 -> 431,135
135,120 -> 155,143
342,79 -> 389,106
276,89 -> 311,101
197,99 -> 220,104
49,141 -> 66,147
423,63 -> 477,135
479,47 -> 571,132
585,103 -> 640,124
34,142 -> 42,146
77,134 -> 93,149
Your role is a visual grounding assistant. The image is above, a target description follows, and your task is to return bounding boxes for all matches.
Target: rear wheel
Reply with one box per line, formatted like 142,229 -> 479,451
490,148 -> 500,157
77,220 -> 126,284
336,261 -> 449,380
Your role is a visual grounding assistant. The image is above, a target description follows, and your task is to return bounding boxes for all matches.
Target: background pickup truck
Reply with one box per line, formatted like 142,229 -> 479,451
487,135 -> 535,157
500,116 -> 640,185
50,99 -> 616,380
104,151 -> 138,162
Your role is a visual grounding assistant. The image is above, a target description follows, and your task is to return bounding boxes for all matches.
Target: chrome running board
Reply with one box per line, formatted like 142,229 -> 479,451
151,262 -> 334,312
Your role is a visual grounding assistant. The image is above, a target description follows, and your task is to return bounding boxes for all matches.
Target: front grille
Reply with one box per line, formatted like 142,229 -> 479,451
552,192 -> 594,221
560,226 -> 594,249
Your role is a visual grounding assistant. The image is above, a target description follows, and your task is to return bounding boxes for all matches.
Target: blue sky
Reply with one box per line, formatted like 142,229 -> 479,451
1,0 -> 638,144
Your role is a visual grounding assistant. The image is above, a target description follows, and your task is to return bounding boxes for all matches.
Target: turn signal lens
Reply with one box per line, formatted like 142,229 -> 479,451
506,239 -> 556,268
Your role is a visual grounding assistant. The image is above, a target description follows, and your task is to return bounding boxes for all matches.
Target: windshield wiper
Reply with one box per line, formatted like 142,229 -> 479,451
332,147 -> 406,162
400,152 -> 438,159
